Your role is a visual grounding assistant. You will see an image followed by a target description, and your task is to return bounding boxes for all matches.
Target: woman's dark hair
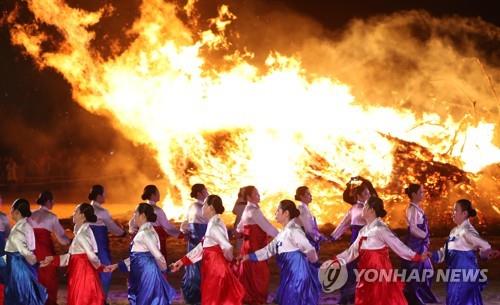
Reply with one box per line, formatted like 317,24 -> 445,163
342,177 -> 378,205
206,194 -> 225,214
78,202 -> 97,223
141,185 -> 159,201
366,196 -> 387,218
279,199 -> 300,219
235,187 -> 248,205
137,203 -> 158,222
36,190 -> 54,206
12,198 -> 32,217
456,199 -> 477,218
294,186 -> 309,201
190,184 -> 206,199
404,184 -> 421,200
243,185 -> 257,202
88,184 -> 104,201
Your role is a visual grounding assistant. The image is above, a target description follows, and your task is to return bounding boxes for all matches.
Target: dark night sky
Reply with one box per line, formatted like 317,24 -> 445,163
0,0 -> 499,159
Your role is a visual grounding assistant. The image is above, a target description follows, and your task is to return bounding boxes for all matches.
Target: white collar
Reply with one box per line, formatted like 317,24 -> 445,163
90,200 -> 102,208
247,201 -> 259,208
13,217 -> 28,230
409,202 -> 424,213
138,222 -> 153,231
76,222 -> 90,235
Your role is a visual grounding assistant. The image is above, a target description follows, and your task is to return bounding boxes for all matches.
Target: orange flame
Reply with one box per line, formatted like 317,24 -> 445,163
5,0 -> 500,225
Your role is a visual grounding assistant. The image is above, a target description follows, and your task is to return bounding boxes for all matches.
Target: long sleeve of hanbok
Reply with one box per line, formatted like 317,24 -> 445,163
380,226 -> 419,261
182,242 -> 203,265
13,228 -> 37,265
463,229 -> 491,256
156,209 -> 181,237
331,209 -> 351,240
249,237 -> 280,261
253,210 -> 278,237
81,234 -> 101,269
407,207 -> 427,239
52,218 -> 70,245
335,231 -> 362,265
211,224 -> 233,261
101,210 -> 125,236
293,228 -> 318,262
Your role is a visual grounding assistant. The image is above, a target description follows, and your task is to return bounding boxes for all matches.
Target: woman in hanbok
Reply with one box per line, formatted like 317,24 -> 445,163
294,186 -> 325,253
401,184 -> 438,305
171,194 -> 245,305
30,191 -> 71,305
323,196 -> 428,305
232,187 -> 247,254
0,194 -> 10,304
129,185 -> 182,261
244,199 -> 320,305
42,202 -> 105,305
2,198 -> 47,305
431,199 -> 500,305
236,186 -> 278,305
330,177 -> 377,305
179,183 -> 209,305
88,184 -> 126,299
107,203 -> 176,305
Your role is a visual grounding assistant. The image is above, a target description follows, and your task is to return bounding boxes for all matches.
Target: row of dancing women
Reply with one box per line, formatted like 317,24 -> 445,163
0,179 -> 498,305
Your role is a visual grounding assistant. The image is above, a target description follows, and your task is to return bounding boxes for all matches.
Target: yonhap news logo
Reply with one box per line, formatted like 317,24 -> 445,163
318,260 -> 348,293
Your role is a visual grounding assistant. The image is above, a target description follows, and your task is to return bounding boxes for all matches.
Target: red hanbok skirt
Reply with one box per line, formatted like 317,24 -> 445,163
34,228 -> 58,305
237,224 -> 269,305
355,247 -> 407,305
201,245 -> 244,305
67,254 -> 105,305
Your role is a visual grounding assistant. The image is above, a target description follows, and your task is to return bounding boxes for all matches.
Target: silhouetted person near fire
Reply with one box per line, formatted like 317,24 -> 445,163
88,184 -> 126,303
401,184 -> 438,305
330,176 -> 378,305
236,186 -> 278,305
30,191 -> 71,305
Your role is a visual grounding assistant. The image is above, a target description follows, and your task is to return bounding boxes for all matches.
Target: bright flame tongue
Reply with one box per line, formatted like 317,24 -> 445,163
7,0 -> 500,222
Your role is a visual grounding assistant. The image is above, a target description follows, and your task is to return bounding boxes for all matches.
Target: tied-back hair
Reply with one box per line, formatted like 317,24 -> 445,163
294,186 -> 309,201
279,199 -> 300,219
404,184 -> 421,200
88,184 -> 104,201
243,185 -> 257,202
13,198 -> 32,217
137,203 -> 158,222
366,196 -> 387,218
78,202 -> 97,223
36,190 -> 54,206
342,176 -> 378,205
456,199 -> 477,218
190,184 -> 206,199
207,194 -> 225,214
141,185 -> 159,201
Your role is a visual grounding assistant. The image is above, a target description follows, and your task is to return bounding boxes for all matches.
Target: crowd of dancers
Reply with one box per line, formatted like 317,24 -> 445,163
0,177 -> 498,305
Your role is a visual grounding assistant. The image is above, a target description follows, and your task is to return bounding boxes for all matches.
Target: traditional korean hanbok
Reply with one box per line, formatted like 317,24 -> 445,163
330,201 -> 366,304
30,206 -> 71,305
296,202 -> 322,253
50,222 -> 105,305
248,219 -> 320,305
402,203 -> 438,305
1,217 -> 47,305
181,214 -> 244,305
333,218 -> 422,305
180,200 -> 208,304
129,199 -> 181,260
431,219 -> 491,305
0,211 -> 10,304
118,222 -> 176,305
90,200 -> 125,296
236,202 -> 278,304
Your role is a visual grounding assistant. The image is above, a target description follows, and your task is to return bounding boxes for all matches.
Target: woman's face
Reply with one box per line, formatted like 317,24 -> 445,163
198,188 -> 209,202
274,207 -> 287,225
361,203 -> 374,220
248,189 -> 260,204
134,210 -> 147,227
412,186 -> 424,203
152,191 -> 160,202
452,203 -> 468,225
300,189 -> 312,204
202,201 -> 214,219
72,206 -> 84,225
358,187 -> 371,203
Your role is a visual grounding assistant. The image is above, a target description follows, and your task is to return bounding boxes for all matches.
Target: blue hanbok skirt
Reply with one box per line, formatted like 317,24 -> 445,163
182,223 -> 207,304
445,250 -> 486,305
3,252 -> 47,305
128,251 -> 177,305
274,250 -> 320,305
90,224 -> 112,296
